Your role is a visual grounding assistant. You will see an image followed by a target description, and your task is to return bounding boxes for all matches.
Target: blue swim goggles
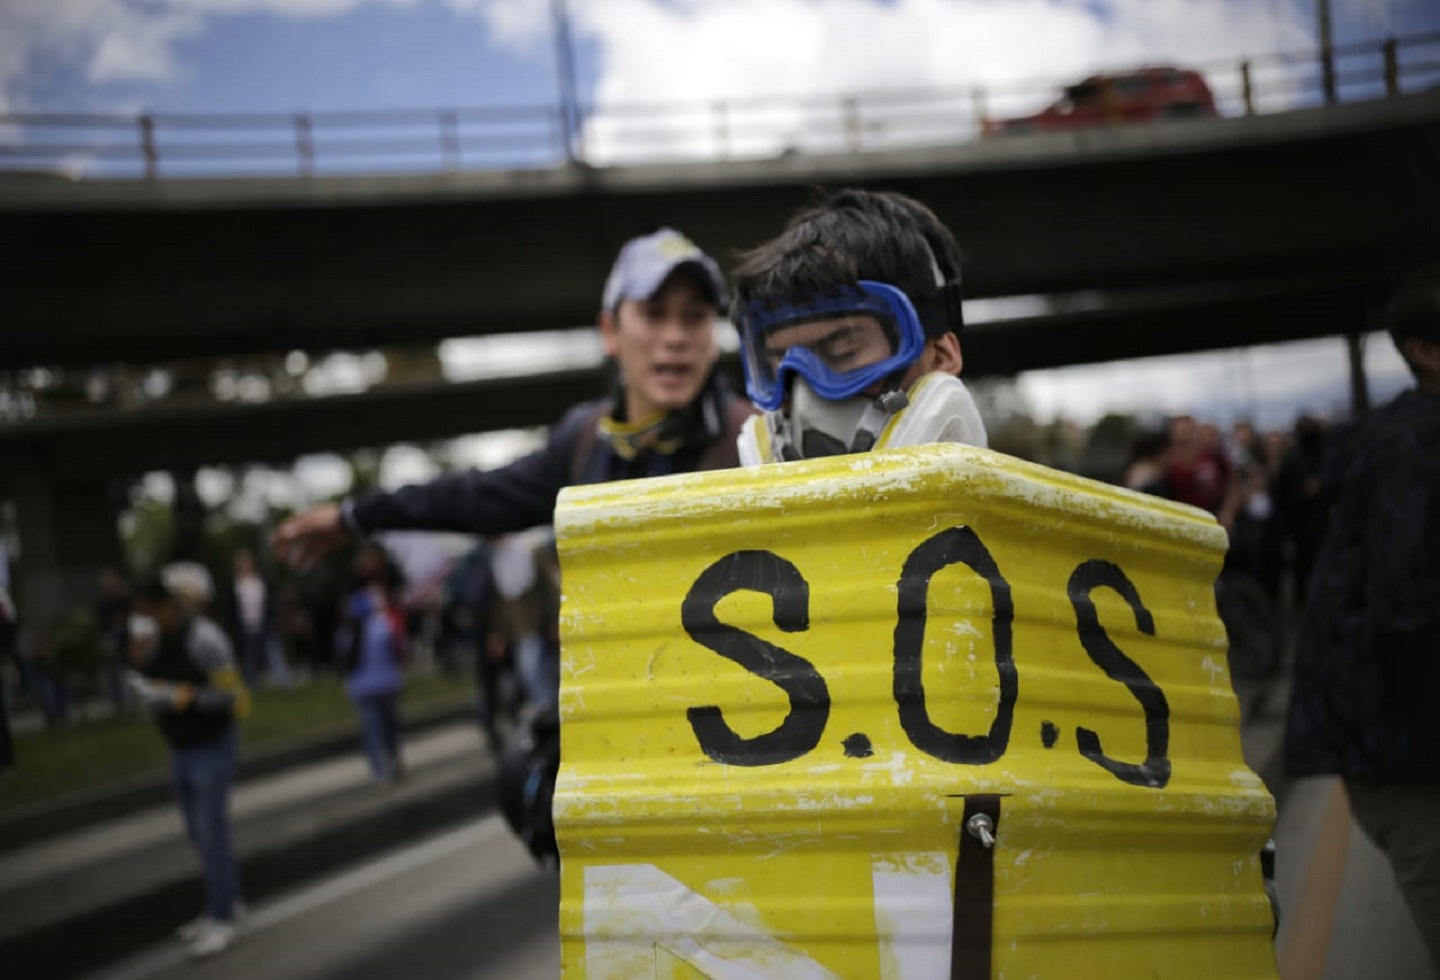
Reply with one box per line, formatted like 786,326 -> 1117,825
737,280 -> 955,412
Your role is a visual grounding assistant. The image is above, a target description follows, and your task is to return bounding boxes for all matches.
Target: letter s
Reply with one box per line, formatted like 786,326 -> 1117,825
681,551 -> 830,766
1067,560 -> 1171,789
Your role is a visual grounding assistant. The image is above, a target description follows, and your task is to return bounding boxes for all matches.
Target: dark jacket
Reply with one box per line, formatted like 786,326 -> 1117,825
1284,388 -> 1440,783
219,572 -> 276,650
141,616 -> 238,750
348,371 -> 752,536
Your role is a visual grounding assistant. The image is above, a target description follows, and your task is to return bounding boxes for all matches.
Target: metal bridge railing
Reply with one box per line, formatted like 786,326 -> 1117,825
1,32 -> 1436,181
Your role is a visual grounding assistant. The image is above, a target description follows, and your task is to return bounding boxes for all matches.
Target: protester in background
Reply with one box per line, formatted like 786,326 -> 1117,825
1226,419 -> 1262,473
301,560 -> 345,678
1284,264 -> 1440,972
0,581 -> 16,774
1227,441 -> 1285,607
95,567 -> 133,714
163,561 -> 217,618
223,549 -> 277,688
1261,426 -> 1296,604
1165,413 -> 1235,523
1122,427 -> 1173,498
127,569 -> 251,959
1276,414 -> 1330,607
270,228 -> 749,567
275,577 -> 318,682
439,540 -> 510,748
488,530 -> 561,712
339,541 -> 408,786
31,612 -> 75,728
273,229 -> 749,865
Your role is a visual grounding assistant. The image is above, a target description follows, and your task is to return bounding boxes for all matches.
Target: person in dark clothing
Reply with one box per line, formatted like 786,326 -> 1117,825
1165,413 -> 1234,520
220,549 -> 281,689
1283,264 -> 1440,971
1123,427 -> 1173,498
127,571 -> 251,959
0,584 -> 16,774
441,541 -> 510,748
270,227 -> 751,562
1274,414 -> 1330,609
338,542 -> 408,785
270,229 -> 751,865
95,566 -> 133,713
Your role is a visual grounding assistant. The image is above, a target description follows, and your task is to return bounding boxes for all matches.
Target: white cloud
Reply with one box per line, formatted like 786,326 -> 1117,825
468,0 -> 1315,163
0,0 -> 414,115
87,5 -> 205,84
445,0 -> 551,50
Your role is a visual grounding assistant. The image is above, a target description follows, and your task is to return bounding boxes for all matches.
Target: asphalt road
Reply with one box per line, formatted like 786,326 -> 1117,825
83,815 -> 560,980
74,658 -> 1434,980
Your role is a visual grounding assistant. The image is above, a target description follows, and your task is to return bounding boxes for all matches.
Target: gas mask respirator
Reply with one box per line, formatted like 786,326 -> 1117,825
735,276 -> 985,464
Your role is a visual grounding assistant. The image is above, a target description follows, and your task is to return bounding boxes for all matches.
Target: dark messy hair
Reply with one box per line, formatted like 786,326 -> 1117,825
730,188 -> 963,332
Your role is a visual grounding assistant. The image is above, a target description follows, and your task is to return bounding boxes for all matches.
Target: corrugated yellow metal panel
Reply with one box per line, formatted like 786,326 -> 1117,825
554,444 -> 1277,979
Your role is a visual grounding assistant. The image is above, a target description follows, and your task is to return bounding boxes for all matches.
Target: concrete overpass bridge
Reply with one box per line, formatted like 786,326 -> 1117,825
2,88 -> 1439,624
4,88 -> 1438,371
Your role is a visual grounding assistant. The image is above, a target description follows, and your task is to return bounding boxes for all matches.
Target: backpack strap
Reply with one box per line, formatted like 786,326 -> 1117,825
569,392 -> 754,483
568,401 -> 610,485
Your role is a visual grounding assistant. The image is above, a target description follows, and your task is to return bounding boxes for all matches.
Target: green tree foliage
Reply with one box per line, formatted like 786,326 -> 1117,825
39,607 -> 109,692
346,450 -> 381,498
121,496 -> 175,577
1082,412 -> 1142,483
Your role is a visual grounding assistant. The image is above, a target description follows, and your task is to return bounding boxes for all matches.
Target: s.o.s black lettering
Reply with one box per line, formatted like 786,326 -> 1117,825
1067,560 -> 1171,789
893,526 -> 1017,766
680,550 -> 831,766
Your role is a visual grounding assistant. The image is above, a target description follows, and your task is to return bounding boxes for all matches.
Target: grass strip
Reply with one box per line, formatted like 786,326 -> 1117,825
0,670 -> 473,813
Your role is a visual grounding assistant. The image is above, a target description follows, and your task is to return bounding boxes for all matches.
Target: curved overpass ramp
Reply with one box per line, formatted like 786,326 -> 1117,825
3,90 -> 1438,372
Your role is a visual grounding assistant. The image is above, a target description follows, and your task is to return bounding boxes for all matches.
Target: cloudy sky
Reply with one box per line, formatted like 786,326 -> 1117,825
6,0 -> 1434,121
4,0 -> 1435,488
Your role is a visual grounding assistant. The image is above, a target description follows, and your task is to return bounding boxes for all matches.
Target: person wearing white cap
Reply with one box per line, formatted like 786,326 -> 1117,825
271,227 -> 750,568
271,228 -> 751,865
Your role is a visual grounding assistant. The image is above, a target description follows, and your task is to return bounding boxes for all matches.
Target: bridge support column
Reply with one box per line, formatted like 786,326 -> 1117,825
1345,332 -> 1371,415
10,455 -> 125,633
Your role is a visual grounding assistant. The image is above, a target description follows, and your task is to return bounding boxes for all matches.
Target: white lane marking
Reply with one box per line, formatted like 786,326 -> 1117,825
85,816 -> 507,980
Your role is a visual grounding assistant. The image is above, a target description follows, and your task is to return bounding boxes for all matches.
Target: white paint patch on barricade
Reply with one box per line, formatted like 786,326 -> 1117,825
872,852 -> 953,980
582,863 -> 841,979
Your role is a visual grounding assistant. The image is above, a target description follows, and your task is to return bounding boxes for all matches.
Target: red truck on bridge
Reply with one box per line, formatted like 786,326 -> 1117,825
984,66 -> 1219,135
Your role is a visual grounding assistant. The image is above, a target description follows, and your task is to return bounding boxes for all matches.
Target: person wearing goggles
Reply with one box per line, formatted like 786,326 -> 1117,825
731,188 -> 987,463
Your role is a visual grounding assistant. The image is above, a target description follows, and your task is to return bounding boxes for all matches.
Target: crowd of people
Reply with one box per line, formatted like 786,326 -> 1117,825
1125,414 -> 1328,603
1120,410 -> 1335,680
0,192 -> 1434,968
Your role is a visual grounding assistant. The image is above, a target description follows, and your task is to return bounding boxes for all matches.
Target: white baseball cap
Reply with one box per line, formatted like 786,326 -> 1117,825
601,228 -> 728,311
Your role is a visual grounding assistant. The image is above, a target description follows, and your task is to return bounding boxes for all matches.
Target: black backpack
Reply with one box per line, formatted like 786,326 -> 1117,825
493,389 -> 751,868
496,704 -> 561,867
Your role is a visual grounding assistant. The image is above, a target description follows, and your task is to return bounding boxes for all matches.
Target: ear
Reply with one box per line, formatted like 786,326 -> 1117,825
598,308 -> 621,358
928,332 -> 963,376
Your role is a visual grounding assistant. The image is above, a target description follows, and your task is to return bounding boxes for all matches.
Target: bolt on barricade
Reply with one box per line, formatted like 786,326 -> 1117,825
553,443 -> 1278,979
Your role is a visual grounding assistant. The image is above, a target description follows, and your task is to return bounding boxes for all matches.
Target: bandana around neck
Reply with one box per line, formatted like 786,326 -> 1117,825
595,370 -> 728,461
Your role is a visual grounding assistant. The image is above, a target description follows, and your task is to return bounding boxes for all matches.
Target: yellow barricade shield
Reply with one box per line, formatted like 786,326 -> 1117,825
554,444 -> 1276,979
